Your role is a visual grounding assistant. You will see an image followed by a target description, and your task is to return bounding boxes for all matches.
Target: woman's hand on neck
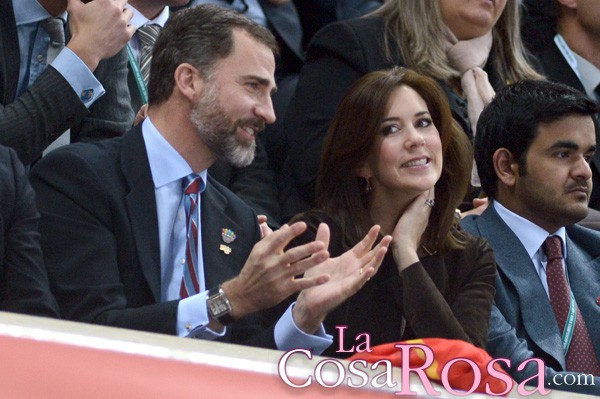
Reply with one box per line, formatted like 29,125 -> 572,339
370,189 -> 434,273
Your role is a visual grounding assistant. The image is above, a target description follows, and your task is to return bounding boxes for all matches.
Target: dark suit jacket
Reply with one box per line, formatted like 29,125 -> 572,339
0,145 -> 58,317
535,41 -> 600,209
279,16 -> 504,220
29,125 -> 275,348
0,0 -> 134,164
461,205 -> 600,395
270,210 -> 497,358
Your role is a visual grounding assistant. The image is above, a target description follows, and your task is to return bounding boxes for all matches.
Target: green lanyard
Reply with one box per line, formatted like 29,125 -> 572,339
561,290 -> 577,355
126,44 -> 149,105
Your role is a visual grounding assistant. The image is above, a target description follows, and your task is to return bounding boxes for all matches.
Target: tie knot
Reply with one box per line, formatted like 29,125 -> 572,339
41,17 -> 65,45
542,236 -> 564,261
137,24 -> 161,47
183,174 -> 204,195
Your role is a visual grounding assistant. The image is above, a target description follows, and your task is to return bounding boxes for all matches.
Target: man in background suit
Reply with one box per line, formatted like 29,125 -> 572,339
461,80 -> 600,395
0,145 -> 58,318
0,0 -> 134,164
522,0 -> 600,209
127,0 -> 282,227
31,5 -> 388,350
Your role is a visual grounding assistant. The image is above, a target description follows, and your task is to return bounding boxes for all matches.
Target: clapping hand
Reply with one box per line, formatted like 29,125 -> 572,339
292,224 -> 392,334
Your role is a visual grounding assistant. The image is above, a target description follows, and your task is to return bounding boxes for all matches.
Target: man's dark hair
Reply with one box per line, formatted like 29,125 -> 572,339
148,4 -> 279,105
475,79 -> 599,199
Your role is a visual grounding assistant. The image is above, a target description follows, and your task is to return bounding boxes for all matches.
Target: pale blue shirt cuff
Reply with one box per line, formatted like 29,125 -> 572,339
274,302 -> 332,355
177,290 -> 226,339
51,47 -> 105,108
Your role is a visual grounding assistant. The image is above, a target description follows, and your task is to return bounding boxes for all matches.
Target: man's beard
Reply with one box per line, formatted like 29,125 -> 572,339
190,83 -> 260,168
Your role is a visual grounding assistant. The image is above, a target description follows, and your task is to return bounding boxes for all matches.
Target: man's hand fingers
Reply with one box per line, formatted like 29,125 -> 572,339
257,215 -> 273,239
280,241 -> 326,267
66,0 -> 83,14
291,274 -> 330,292
288,250 -> 329,276
259,222 -> 307,253
114,0 -> 130,8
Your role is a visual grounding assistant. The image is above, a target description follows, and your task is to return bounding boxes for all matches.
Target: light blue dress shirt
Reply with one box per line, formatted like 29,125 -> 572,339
493,200 -> 568,298
13,0 -> 103,107
142,118 -> 332,352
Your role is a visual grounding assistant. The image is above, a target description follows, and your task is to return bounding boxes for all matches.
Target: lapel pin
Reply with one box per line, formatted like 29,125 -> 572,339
219,244 -> 232,255
221,228 -> 236,244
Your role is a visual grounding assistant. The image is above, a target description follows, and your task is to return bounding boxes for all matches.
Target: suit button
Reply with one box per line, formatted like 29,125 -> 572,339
597,297 -> 600,306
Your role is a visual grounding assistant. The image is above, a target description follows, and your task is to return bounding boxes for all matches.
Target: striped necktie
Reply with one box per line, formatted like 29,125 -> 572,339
41,17 -> 65,65
137,24 -> 161,85
180,174 -> 204,298
543,236 -> 600,374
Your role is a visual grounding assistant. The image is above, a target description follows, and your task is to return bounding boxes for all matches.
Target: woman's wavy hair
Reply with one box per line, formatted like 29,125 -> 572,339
316,68 -> 472,253
371,0 -> 543,83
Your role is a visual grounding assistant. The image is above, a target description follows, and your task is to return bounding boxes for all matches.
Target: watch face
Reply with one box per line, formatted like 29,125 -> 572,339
209,298 -> 227,316
209,292 -> 231,318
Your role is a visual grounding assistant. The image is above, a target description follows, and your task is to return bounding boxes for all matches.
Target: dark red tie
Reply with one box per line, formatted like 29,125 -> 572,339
179,175 -> 203,298
543,236 -> 600,375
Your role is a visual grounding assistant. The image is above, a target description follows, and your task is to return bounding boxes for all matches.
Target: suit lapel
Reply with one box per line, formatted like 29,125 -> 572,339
477,206 -> 566,365
201,179 -> 245,289
0,1 -> 20,104
541,42 -> 585,92
121,126 -> 162,301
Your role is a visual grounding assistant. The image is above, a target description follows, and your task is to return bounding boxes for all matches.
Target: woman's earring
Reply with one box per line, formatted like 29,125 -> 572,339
364,177 -> 372,194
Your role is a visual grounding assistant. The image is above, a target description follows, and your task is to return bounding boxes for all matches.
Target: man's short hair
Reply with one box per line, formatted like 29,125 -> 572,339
148,4 -> 279,105
475,79 -> 599,199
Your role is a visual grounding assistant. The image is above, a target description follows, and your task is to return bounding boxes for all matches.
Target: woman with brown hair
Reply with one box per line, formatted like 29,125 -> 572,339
291,68 -> 497,357
280,0 -> 543,219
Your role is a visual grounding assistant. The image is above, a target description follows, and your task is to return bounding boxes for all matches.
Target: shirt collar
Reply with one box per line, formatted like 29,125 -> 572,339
572,52 -> 600,97
142,117 -> 207,189
125,4 -> 170,30
493,200 -> 567,259
14,0 -> 67,26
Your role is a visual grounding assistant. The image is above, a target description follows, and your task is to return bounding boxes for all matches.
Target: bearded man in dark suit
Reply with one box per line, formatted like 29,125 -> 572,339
31,5 -> 388,351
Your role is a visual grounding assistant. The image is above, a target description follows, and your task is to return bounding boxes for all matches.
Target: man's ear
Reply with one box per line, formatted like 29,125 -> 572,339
493,148 -> 519,188
174,63 -> 203,102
